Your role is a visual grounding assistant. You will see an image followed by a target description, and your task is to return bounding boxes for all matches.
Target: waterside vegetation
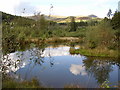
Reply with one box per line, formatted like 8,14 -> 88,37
2,11 -> 120,58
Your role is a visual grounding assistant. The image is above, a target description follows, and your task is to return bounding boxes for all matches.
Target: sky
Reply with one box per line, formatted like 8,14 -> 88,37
0,0 -> 119,18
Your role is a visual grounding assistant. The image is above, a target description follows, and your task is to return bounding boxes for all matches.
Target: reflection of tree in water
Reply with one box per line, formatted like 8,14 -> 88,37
34,44 -> 55,67
83,57 -> 116,84
19,44 -> 46,67
29,44 -> 55,67
29,47 -> 45,66
1,43 -> 47,78
17,44 -> 55,80
49,54 -> 54,67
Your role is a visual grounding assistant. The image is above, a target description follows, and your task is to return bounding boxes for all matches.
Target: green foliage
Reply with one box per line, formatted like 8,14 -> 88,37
86,19 -> 114,49
1,12 -> 92,42
88,41 -> 97,49
100,80 -> 110,88
77,21 -> 88,27
69,47 -> 118,58
111,12 -> 120,30
2,11 -> 118,58
69,17 -> 118,57
69,16 -> 77,32
64,84 -> 82,88
65,28 -> 86,37
38,14 -> 48,30
3,78 -> 43,88
87,20 -> 98,26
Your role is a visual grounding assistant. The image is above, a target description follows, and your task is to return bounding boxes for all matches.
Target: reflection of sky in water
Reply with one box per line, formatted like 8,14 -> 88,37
4,46 -> 119,88
4,46 -> 85,73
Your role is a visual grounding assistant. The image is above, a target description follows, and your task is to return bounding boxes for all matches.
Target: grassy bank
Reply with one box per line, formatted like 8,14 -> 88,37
3,78 -> 43,88
3,77 -> 84,88
69,12 -> 120,58
70,48 -> 119,58
3,77 -> 119,88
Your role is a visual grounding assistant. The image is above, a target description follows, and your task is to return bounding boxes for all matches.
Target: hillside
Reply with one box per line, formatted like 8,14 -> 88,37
1,11 -> 102,23
27,14 -> 102,23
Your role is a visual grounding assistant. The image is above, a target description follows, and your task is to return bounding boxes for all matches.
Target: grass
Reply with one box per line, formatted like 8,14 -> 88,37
69,48 -> 118,58
3,78 -> 44,88
64,84 -> 83,88
69,18 -> 119,58
3,77 -> 84,88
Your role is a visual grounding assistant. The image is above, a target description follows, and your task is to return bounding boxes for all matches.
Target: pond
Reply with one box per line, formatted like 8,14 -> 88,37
3,44 -> 119,88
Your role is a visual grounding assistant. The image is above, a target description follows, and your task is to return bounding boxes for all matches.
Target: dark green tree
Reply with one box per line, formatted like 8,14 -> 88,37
111,12 -> 120,30
111,12 -> 120,49
39,14 -> 48,30
103,17 -> 109,21
70,16 -> 77,31
78,21 -> 88,26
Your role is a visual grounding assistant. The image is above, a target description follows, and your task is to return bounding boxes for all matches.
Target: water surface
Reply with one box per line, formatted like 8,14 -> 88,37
5,45 -> 119,88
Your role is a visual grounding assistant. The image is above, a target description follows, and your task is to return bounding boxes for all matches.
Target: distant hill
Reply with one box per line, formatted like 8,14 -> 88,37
1,11 -> 17,22
27,14 -> 102,23
1,11 -> 102,23
88,14 -> 98,18
1,11 -> 34,22
1,11 -> 35,28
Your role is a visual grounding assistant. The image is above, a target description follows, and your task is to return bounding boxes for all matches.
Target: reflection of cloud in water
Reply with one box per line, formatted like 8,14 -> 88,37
2,51 -> 31,73
42,46 -> 70,57
70,64 -> 87,76
3,46 -> 84,73
3,47 -> 70,72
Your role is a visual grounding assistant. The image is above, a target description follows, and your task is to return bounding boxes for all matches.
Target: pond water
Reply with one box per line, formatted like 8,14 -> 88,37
4,45 -> 119,88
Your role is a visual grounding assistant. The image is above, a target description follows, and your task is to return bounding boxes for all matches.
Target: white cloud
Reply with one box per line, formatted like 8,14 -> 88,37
0,0 -> 119,17
70,64 -> 87,76
0,0 -> 20,14
14,2 -> 37,16
118,1 -> 120,11
35,0 -> 118,17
